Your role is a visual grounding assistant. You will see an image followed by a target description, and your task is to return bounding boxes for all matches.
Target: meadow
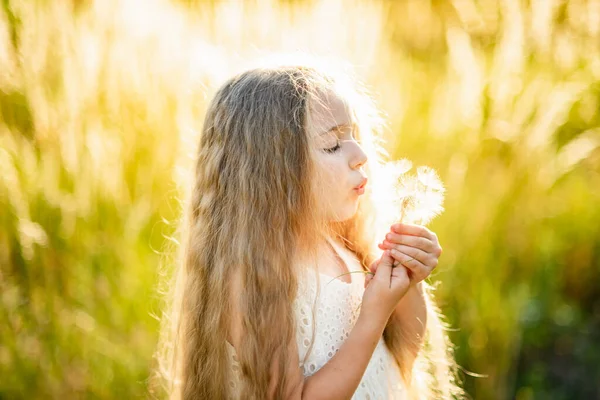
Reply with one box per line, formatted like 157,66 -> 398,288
1,0 -> 599,398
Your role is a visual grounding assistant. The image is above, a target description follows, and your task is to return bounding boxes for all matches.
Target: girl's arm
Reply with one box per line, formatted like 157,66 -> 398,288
230,251 -> 410,400
290,250 -> 410,400
264,308 -> 390,400
298,309 -> 389,399
388,281 -> 427,371
377,223 -> 442,370
229,277 -> 389,400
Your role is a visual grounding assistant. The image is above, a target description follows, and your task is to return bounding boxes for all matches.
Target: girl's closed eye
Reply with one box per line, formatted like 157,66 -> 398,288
322,127 -> 359,154
323,140 -> 341,153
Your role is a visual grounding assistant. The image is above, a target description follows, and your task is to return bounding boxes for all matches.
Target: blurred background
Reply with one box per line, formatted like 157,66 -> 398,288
1,0 -> 599,398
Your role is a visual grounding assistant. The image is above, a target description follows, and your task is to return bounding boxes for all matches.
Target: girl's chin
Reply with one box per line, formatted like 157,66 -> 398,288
329,203 -> 359,222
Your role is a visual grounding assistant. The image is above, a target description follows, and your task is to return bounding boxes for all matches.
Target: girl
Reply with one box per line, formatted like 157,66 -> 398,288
153,63 -> 464,399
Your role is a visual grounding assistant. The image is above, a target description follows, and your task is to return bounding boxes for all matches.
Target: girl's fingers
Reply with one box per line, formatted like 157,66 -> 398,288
368,260 -> 378,274
390,249 -> 424,270
384,232 -> 435,253
387,244 -> 431,266
390,249 -> 431,282
364,273 -> 373,288
391,223 -> 437,242
390,263 -> 409,280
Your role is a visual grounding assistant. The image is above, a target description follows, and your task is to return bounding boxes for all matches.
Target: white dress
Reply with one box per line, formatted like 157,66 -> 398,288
227,237 -> 405,399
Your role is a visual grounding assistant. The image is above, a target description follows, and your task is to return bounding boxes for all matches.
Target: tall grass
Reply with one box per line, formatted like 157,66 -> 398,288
1,0 -> 599,398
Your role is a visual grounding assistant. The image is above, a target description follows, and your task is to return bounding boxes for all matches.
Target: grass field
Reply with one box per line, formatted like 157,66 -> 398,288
1,0 -> 599,398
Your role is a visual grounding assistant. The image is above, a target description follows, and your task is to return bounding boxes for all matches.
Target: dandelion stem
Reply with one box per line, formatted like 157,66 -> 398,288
326,270 -> 374,286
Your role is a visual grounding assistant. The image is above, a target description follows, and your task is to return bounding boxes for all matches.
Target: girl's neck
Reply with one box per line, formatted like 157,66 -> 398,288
316,234 -> 351,281
293,229 -> 348,272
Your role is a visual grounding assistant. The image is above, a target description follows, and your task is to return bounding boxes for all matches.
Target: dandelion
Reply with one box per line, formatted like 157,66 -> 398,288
329,159 -> 446,284
381,159 -> 446,227
383,160 -> 446,270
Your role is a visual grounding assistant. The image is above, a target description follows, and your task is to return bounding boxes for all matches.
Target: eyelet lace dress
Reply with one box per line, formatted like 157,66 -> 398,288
227,238 -> 405,399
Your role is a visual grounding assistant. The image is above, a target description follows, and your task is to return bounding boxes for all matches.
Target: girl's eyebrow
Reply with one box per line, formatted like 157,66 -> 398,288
319,122 -> 355,136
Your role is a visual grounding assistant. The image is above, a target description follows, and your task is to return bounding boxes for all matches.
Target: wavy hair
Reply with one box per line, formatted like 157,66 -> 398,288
151,63 -> 464,399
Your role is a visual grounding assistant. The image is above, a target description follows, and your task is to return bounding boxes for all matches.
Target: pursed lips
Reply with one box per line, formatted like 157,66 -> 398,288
353,177 -> 368,192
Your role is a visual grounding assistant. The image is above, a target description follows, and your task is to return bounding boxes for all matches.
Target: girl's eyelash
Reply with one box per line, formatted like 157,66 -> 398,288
322,133 -> 362,153
323,141 -> 341,153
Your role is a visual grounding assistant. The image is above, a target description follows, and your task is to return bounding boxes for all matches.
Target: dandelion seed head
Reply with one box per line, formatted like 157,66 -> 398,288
417,166 -> 445,191
372,159 -> 446,233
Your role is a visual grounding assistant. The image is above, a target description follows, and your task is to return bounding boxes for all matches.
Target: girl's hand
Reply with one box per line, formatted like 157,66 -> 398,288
360,250 -> 411,325
374,223 -> 443,285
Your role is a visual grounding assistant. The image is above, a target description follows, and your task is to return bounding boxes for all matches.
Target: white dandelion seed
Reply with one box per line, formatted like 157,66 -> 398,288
376,159 -> 446,228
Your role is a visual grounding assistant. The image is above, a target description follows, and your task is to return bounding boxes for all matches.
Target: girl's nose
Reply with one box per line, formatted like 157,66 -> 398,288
351,146 -> 368,170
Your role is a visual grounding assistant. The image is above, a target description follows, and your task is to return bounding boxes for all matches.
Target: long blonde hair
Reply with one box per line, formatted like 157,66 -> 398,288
151,64 -> 465,399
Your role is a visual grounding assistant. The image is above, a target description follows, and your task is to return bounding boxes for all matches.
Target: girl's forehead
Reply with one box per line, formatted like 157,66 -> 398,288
306,90 -> 354,139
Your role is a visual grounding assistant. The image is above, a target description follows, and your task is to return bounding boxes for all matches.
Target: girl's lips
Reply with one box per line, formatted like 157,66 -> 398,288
353,178 -> 368,195
354,177 -> 368,190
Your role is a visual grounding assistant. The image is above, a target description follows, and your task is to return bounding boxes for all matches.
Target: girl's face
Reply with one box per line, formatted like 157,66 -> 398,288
308,90 -> 368,222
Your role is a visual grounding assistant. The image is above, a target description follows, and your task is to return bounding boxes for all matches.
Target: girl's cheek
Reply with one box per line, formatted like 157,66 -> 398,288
320,160 -> 338,178
315,156 -> 344,190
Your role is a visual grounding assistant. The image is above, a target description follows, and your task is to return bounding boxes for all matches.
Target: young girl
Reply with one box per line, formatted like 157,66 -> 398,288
153,63 -> 464,399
